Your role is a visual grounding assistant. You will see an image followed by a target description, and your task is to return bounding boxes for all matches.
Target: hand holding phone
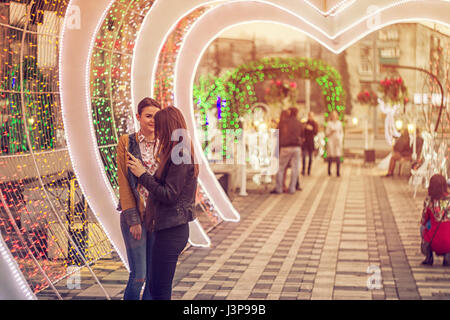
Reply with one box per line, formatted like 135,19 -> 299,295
127,152 -> 146,177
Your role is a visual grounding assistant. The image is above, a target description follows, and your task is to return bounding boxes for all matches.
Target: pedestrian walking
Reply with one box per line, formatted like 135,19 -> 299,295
420,174 -> 450,266
272,108 -> 303,194
116,97 -> 161,300
325,110 -> 343,177
279,108 -> 305,191
289,107 -> 305,190
127,106 -> 198,299
302,111 -> 318,176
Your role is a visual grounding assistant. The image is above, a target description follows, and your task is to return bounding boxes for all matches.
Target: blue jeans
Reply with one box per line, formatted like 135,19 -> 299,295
149,223 -> 189,300
275,147 -> 301,193
120,213 -> 153,300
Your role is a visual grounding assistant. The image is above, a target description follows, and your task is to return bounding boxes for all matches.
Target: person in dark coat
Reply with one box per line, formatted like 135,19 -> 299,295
301,112 -> 318,176
272,108 -> 304,194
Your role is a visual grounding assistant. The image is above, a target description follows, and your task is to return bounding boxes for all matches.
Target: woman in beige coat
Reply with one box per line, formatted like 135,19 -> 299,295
325,110 -> 343,177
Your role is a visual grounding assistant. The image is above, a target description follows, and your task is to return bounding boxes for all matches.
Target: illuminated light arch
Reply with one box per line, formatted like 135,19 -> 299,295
192,56 -> 346,159
0,234 -> 36,300
167,0 -> 450,181
153,6 -> 211,108
61,0 -> 213,268
59,0 -> 129,265
89,1 -> 213,248
205,56 -> 345,118
137,0 -> 450,103
148,5 -> 241,223
139,0 -> 450,185
59,0 -> 450,273
173,2 -> 340,184
140,0 -> 343,223
0,0 -> 118,299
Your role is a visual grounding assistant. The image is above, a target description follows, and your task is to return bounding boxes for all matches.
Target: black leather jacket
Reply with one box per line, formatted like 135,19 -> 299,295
137,159 -> 197,232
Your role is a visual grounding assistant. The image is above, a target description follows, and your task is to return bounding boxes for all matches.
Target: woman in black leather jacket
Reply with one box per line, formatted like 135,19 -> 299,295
127,106 -> 198,300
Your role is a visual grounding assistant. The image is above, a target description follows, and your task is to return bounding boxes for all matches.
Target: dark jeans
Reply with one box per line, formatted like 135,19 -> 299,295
148,223 -> 189,300
327,157 -> 341,176
120,213 -> 153,300
302,148 -> 313,175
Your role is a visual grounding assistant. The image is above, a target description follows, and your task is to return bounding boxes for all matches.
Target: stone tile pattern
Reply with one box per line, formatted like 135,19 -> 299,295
36,160 -> 450,300
171,160 -> 450,300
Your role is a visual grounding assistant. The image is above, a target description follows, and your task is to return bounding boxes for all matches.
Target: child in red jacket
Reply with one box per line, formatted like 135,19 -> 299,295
420,174 -> 450,266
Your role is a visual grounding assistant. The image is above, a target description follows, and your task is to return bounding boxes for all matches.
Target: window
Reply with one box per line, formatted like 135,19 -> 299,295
360,46 -> 373,74
378,28 -> 399,41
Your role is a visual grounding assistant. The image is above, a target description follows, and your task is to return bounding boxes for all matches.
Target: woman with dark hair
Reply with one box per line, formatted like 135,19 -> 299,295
420,174 -> 450,266
127,106 -> 198,299
116,97 -> 161,299
302,112 -> 318,176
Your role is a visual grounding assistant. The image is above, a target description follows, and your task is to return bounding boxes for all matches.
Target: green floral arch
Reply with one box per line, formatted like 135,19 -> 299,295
196,56 -> 345,124
194,57 -> 346,157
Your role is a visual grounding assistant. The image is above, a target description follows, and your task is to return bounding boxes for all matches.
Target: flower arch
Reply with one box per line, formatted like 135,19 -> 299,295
194,56 -> 346,157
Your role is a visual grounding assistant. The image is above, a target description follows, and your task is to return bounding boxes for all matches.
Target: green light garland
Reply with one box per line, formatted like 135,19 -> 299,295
0,57 -> 55,153
193,56 -> 346,158
90,0 -> 155,191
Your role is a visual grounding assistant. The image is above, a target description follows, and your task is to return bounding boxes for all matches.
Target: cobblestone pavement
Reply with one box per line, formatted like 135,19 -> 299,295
37,160 -> 450,300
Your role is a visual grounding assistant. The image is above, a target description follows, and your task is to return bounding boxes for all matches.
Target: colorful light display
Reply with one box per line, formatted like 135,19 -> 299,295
153,6 -> 210,108
0,0 -> 448,299
408,41 -> 450,193
193,57 -> 346,159
0,0 -> 114,297
152,5 -> 224,226
90,0 -> 156,193
89,0 -> 221,242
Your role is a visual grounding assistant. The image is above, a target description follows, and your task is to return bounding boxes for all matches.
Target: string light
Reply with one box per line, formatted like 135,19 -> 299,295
0,229 -> 36,300
0,0 -> 120,296
153,6 -> 209,107
1,0 -> 448,297
303,0 -> 355,17
134,0 -> 449,224
89,1 -> 216,245
193,56 -> 346,157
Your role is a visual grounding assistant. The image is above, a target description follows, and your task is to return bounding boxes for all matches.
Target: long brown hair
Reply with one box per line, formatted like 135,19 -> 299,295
153,106 -> 199,179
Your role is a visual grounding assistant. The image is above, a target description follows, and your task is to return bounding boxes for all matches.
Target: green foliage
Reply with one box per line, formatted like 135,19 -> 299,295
193,57 -> 346,157
194,57 -> 345,127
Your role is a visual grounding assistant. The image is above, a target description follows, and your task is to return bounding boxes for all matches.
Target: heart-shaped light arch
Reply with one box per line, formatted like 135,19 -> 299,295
59,0 -> 450,268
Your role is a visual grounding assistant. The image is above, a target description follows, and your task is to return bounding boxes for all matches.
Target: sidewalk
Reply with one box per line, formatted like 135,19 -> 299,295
172,159 -> 449,300
37,159 -> 450,300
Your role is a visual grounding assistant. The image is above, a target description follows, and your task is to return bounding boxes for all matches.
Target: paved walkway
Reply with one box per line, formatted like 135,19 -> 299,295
37,160 -> 450,300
